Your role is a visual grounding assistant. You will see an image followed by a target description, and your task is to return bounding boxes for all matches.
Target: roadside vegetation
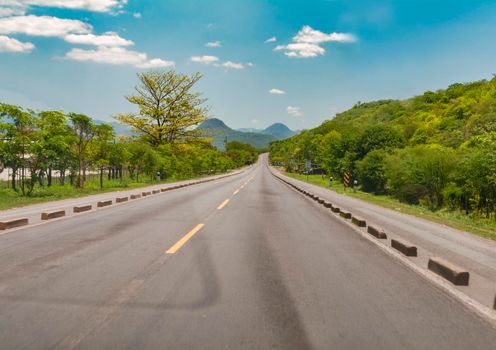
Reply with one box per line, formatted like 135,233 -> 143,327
0,70 -> 259,210
270,77 -> 496,239
285,173 -> 496,241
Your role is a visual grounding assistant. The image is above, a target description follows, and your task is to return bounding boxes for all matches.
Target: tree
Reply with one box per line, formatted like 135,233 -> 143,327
90,123 -> 114,189
356,125 -> 405,159
357,150 -> 388,194
69,113 -> 95,189
384,145 -> 456,208
115,70 -> 208,146
36,111 -> 72,186
0,103 -> 38,195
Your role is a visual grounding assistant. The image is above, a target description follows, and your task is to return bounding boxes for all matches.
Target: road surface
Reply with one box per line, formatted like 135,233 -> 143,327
0,155 -> 495,349
273,168 -> 496,309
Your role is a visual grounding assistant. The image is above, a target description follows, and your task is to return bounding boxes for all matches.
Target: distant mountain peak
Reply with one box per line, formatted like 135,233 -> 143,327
263,123 -> 296,139
198,118 -> 230,130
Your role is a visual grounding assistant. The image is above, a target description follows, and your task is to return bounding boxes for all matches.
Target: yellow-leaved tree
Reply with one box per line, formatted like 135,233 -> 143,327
114,70 -> 209,146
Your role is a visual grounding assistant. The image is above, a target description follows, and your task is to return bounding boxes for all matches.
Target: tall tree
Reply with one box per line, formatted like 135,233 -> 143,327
36,111 -> 72,186
114,70 -> 208,146
69,113 -> 94,189
0,103 -> 37,194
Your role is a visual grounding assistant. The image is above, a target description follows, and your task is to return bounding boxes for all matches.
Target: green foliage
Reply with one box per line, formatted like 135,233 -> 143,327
114,70 -> 208,146
0,69 -> 243,198
225,141 -> 258,167
357,150 -> 388,194
270,76 -> 496,219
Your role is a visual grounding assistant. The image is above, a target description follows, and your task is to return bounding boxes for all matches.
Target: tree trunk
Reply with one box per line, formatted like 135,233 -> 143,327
11,168 -> 17,191
47,168 -> 52,187
100,167 -> 104,189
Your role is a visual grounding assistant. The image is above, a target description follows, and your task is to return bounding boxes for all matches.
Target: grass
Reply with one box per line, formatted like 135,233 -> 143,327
0,173 -> 224,211
285,172 -> 496,241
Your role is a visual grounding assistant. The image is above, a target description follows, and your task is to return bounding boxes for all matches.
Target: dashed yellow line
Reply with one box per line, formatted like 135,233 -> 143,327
166,223 -> 205,254
217,199 -> 230,210
233,189 -> 240,195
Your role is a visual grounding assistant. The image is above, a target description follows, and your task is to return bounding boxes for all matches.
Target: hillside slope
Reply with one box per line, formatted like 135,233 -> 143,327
198,118 -> 277,149
270,77 -> 496,222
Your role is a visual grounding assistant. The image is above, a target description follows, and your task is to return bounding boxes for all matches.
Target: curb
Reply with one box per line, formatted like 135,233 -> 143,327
97,200 -> 113,208
0,218 -> 29,230
428,257 -> 470,286
391,238 -> 417,257
73,205 -> 92,213
351,216 -> 366,227
367,226 -> 387,239
116,197 -> 129,203
41,210 -> 65,220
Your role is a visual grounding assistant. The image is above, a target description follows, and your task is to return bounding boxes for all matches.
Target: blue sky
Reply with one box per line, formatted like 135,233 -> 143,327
1,0 -> 496,130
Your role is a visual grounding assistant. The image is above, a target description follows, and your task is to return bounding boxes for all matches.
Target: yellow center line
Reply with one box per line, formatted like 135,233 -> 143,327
217,198 -> 230,210
233,189 -> 240,195
166,223 -> 205,254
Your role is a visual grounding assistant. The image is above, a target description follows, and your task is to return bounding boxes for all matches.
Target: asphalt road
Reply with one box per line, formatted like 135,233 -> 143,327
0,155 -> 495,349
273,168 -> 496,308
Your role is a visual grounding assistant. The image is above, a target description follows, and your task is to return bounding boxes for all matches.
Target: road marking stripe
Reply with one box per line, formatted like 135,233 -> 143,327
217,199 -> 230,210
166,223 -> 205,254
233,189 -> 240,195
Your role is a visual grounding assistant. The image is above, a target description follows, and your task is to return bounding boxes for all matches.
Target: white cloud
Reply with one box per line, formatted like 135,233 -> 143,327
0,35 -> 34,52
287,105 -> 302,117
205,41 -> 221,48
11,0 -> 127,13
0,15 -> 91,37
275,25 -> 356,58
133,12 -> 141,18
64,32 -> 133,46
293,26 -> 356,44
265,36 -> 276,43
190,55 -> 219,64
64,46 -> 174,68
269,88 -> 286,95
214,60 -> 245,69
275,42 -> 324,58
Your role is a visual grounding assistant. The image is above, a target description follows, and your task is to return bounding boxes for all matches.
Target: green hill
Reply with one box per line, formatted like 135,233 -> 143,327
263,123 -> 296,139
198,118 -> 277,150
270,77 -> 496,224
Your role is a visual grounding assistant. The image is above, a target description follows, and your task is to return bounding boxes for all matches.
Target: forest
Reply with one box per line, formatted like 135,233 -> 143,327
270,76 -> 496,221
0,70 -> 258,199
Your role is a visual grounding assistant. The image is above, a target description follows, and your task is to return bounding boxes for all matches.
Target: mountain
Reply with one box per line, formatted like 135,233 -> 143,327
262,123 -> 296,139
238,123 -> 297,139
198,118 -> 277,149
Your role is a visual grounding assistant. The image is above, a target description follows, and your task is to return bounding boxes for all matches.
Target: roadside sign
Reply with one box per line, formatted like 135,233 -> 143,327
343,171 -> 350,188
305,159 -> 312,170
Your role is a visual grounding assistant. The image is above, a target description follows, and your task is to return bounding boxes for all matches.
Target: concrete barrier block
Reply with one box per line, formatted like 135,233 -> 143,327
351,216 -> 366,227
428,257 -> 469,286
116,197 -> 128,203
339,211 -> 352,219
317,198 -> 325,204
97,200 -> 112,208
332,206 -> 341,213
391,239 -> 417,257
130,194 -> 141,200
152,190 -> 160,194
142,191 -> 151,196
0,217 -> 29,230
323,202 -> 333,209
41,210 -> 65,220
73,205 -> 92,213
367,226 -> 387,239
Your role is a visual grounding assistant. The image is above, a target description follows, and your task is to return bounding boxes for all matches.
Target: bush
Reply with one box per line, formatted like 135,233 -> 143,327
357,150 -> 388,194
